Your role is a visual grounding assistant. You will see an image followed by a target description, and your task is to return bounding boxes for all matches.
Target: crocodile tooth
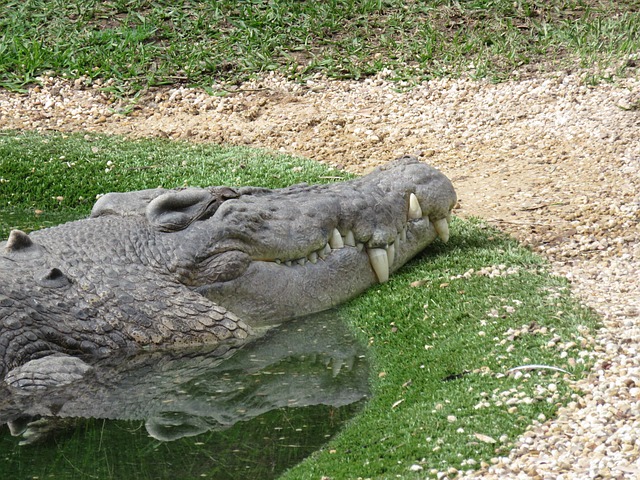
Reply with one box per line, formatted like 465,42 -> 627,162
308,252 -> 318,264
356,242 -> 364,252
386,243 -> 395,268
329,228 -> 344,249
344,230 -> 356,247
401,226 -> 407,242
275,259 -> 282,265
408,193 -> 423,220
318,243 -> 331,259
368,248 -> 389,283
297,258 -> 307,266
284,260 -> 292,267
433,218 -> 450,242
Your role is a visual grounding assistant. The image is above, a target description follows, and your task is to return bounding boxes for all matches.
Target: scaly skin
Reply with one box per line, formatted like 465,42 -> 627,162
0,156 -> 456,388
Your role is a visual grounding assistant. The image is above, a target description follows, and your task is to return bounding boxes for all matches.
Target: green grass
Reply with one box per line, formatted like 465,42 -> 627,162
1,0 -> 639,92
0,131 -> 599,478
284,220 -> 597,478
0,130 -> 352,237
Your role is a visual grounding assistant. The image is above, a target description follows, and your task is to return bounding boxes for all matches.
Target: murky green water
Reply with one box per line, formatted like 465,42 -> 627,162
0,312 -> 369,480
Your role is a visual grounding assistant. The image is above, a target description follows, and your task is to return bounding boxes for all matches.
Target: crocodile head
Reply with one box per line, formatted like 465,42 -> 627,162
109,155 -> 456,325
0,156 -> 455,384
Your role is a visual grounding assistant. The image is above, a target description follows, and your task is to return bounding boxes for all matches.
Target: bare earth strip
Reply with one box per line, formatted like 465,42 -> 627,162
1,70 -> 639,478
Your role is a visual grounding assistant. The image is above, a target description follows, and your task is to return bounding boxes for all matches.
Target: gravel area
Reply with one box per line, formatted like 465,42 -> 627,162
1,66 -> 639,478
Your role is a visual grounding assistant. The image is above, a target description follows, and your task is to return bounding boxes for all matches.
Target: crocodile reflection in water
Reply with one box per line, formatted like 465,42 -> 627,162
0,311 -> 368,444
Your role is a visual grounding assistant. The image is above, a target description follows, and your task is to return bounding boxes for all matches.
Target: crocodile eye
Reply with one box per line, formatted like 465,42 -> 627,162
37,268 -> 72,288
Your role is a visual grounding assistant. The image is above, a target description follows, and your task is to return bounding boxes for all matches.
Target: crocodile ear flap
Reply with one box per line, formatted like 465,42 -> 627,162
147,187 -> 238,232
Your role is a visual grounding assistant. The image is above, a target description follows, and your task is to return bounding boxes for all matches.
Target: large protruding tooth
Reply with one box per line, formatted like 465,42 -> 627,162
329,228 -> 344,249
433,218 -> 450,242
368,248 -> 389,283
408,193 -> 423,220
344,230 -> 356,247
386,243 -> 395,268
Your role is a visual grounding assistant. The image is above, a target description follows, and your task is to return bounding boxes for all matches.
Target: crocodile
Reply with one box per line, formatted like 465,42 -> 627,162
0,156 -> 456,389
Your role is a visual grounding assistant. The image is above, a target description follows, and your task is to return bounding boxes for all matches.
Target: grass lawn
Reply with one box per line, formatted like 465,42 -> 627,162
1,0 -> 639,92
0,131 -> 598,478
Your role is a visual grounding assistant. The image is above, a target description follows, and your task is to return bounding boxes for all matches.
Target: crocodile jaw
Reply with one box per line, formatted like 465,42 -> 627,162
201,198 -> 449,326
185,157 -> 455,326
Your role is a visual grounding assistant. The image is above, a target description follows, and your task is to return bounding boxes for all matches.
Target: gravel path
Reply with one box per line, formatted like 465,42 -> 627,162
1,68 -> 639,478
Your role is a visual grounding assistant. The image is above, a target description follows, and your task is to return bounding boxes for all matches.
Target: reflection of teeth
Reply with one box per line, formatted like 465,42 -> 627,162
433,218 -> 450,242
344,355 -> 355,371
408,193 -> 423,220
308,252 -> 318,264
8,420 -> 28,436
386,243 -> 395,268
344,230 -> 356,247
332,359 -> 343,377
329,228 -> 344,249
368,248 -> 389,283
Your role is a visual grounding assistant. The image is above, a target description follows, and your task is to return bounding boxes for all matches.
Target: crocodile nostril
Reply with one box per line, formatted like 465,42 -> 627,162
37,268 -> 72,288
5,230 -> 34,252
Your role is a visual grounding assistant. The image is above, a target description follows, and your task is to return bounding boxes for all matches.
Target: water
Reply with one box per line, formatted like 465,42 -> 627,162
0,311 -> 369,479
